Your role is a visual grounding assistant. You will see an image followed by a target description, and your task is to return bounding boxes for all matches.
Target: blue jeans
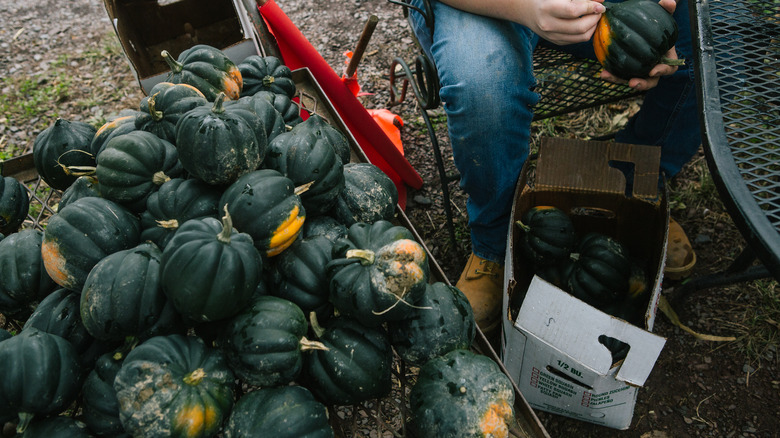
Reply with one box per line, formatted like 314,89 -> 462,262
407,0 -> 701,264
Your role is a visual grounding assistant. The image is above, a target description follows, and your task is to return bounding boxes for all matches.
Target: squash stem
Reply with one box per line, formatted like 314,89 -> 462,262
660,57 -> 686,66
156,219 -> 180,229
183,368 -> 207,386
294,181 -> 314,196
16,412 -> 34,434
56,149 -> 97,177
300,336 -> 329,351
262,75 -> 276,86
152,171 -> 171,186
161,50 -> 183,74
346,249 -> 375,265
147,92 -> 164,122
309,311 -> 326,338
515,220 -> 531,233
218,205 -> 233,244
114,335 -> 140,361
211,92 -> 227,114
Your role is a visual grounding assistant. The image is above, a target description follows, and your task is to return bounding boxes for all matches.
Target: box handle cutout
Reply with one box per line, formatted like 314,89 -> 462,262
598,334 -> 630,366
545,365 -> 594,391
608,159 -> 635,197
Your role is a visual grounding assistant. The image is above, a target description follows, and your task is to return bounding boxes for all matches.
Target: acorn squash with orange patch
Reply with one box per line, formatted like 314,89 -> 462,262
219,169 -> 306,257
113,334 -> 235,438
162,44 -> 242,101
409,349 -> 516,438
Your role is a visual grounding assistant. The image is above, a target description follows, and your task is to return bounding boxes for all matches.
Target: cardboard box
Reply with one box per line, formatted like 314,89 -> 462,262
500,137 -> 669,430
103,0 -> 265,94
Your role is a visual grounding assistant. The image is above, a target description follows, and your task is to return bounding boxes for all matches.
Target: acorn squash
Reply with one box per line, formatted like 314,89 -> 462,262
593,0 -> 683,79
162,44 -> 242,101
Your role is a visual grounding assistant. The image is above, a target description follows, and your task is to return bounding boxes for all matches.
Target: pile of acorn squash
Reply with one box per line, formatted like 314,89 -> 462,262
0,44 -> 518,438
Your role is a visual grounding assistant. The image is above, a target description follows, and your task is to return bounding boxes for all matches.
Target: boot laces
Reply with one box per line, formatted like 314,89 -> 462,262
475,260 -> 501,276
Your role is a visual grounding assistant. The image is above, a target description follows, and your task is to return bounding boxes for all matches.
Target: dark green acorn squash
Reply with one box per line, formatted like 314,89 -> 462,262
23,288 -> 98,364
0,176 -> 29,235
80,351 -> 131,438
516,205 -> 577,267
268,235 -> 334,315
91,111 -> 142,158
567,232 -> 633,308
409,349 -> 516,438
159,210 -> 263,323
265,116 -> 346,217
0,328 -> 83,434
331,162 -> 398,226
139,177 -> 221,250
80,242 -> 183,343
593,0 -> 682,79
302,215 -> 348,243
57,175 -> 101,212
113,334 -> 235,438
219,169 -> 306,257
162,44 -> 243,101
16,416 -> 95,438
136,81 -> 207,143
218,295 -> 327,387
388,281 -> 476,366
0,229 -> 57,319
331,219 -> 416,257
326,220 -> 425,326
32,118 -> 98,191
175,93 -> 266,186
294,114 -> 350,165
237,55 -> 297,98
96,130 -> 184,212
41,197 -> 141,291
224,386 -> 333,438
327,237 -> 430,326
225,93 -> 286,143
254,90 -> 303,127
302,316 -> 393,406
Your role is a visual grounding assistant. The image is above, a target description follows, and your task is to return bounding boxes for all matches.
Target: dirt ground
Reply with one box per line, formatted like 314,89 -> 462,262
1,0 -> 778,437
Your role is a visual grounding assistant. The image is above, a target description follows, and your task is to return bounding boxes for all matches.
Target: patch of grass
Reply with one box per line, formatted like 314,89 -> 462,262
0,73 -> 72,157
735,279 -> 780,365
669,156 -> 723,213
0,32 -> 130,160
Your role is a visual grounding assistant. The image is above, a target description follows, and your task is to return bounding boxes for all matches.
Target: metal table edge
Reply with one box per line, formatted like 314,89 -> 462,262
689,0 -> 780,279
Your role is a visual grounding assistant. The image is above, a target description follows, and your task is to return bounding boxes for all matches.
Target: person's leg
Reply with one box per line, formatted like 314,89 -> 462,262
613,0 -> 700,180
407,0 -> 539,332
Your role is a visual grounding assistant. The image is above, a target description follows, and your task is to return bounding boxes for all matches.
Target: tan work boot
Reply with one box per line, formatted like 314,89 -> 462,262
664,218 -> 696,280
456,253 -> 504,335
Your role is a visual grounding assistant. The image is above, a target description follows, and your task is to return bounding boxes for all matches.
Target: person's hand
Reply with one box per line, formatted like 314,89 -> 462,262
600,0 -> 680,91
523,0 -> 606,45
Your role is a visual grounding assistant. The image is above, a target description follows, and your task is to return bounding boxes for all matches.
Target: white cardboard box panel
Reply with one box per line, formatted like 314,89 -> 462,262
506,329 -> 641,429
515,277 -> 665,386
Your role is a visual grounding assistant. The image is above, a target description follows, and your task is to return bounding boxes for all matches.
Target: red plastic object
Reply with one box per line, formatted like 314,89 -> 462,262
258,0 -> 422,209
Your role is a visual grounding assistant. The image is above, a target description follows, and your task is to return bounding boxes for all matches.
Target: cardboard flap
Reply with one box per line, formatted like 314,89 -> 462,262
536,137 -> 661,200
515,277 -> 666,386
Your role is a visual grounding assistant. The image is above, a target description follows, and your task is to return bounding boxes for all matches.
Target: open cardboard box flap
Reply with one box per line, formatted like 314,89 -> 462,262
515,277 -> 666,386
536,137 -> 662,200
103,0 -> 262,94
